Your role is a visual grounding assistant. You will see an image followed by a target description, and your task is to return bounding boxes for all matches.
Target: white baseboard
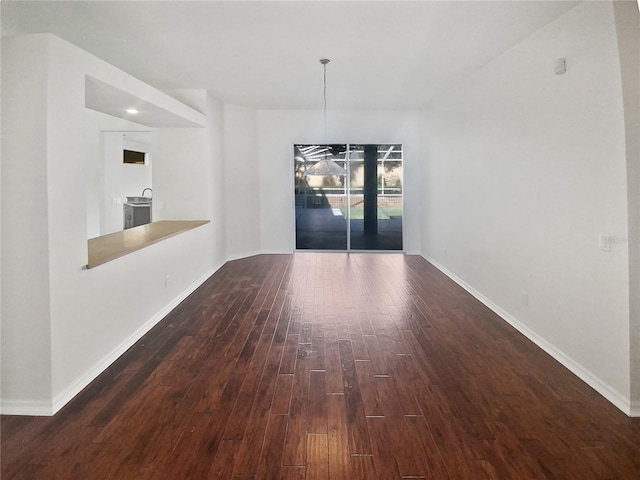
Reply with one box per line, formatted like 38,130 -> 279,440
226,250 -> 262,262
50,266 -> 220,415
423,255 -> 634,417
259,249 -> 293,255
0,399 -> 55,416
7,255 -> 635,417
1,265 -> 220,417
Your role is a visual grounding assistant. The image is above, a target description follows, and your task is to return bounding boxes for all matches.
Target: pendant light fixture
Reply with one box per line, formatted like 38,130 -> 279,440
304,59 -> 347,176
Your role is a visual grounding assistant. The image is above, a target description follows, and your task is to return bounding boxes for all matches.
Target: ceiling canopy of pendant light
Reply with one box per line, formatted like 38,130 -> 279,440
304,59 -> 347,177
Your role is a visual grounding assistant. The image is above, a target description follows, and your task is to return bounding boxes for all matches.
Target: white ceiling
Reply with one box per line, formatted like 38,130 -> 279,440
2,0 -> 581,110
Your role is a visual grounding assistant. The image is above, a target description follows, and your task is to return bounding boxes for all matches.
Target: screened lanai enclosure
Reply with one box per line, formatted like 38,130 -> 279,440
294,144 -> 403,251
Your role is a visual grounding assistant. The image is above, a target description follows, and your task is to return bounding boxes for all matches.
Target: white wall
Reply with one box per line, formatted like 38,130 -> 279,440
206,93 -> 228,266
257,109 -> 423,254
1,35 -> 54,409
612,0 -> 640,414
421,2 -> 632,412
152,129 -> 208,221
1,34 -> 223,414
224,104 -> 261,259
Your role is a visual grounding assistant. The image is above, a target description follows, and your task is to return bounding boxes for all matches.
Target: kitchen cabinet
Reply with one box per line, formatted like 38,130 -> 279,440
124,203 -> 151,229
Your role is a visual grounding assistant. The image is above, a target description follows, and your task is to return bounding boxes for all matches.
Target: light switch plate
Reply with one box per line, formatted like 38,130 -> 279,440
599,234 -> 611,252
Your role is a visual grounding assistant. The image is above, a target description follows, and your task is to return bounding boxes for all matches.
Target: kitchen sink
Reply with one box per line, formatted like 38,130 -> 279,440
126,196 -> 152,205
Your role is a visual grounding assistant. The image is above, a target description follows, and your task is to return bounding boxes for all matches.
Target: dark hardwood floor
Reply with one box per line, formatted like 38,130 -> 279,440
2,253 -> 640,479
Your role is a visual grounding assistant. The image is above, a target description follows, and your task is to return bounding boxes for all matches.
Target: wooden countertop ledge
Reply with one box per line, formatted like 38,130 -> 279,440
87,220 -> 210,269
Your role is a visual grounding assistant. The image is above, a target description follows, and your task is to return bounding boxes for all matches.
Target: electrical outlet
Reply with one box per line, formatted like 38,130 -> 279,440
165,275 -> 170,287
599,234 -> 611,252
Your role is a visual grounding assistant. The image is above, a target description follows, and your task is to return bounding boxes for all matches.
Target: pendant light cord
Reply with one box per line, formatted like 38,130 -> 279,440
323,62 -> 327,148
320,59 -> 330,158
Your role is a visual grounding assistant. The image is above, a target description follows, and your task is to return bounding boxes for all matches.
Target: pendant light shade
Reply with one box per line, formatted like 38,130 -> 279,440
304,158 -> 347,176
304,59 -> 347,177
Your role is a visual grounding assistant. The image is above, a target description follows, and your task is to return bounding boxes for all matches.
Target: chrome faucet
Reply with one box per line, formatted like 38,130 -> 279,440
142,188 -> 153,199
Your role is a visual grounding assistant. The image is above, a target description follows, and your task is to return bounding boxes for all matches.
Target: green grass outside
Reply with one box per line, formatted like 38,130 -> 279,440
339,206 -> 403,219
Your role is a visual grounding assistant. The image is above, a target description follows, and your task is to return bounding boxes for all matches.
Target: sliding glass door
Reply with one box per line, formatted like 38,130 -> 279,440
348,144 -> 403,250
294,143 -> 402,251
294,144 -> 348,250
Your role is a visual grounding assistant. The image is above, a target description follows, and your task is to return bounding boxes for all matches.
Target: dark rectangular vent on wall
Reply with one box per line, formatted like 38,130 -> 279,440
123,149 -> 145,164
